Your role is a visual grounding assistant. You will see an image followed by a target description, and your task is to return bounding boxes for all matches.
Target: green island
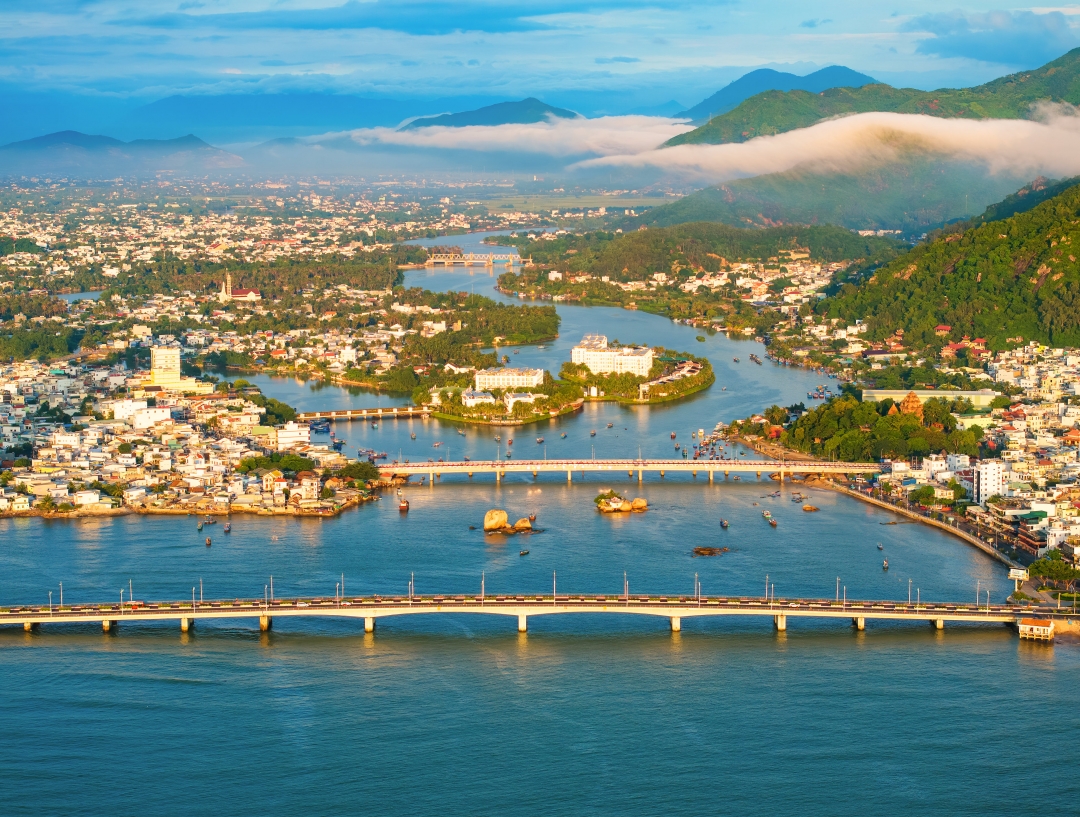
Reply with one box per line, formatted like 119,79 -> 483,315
559,346 -> 714,404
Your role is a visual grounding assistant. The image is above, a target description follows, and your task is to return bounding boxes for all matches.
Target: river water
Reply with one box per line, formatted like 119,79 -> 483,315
2,247 -> 1077,815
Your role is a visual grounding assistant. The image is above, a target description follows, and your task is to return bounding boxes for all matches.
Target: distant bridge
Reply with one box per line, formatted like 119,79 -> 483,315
297,407 -> 431,421
425,252 -> 520,267
379,457 -> 881,483
3,593 -> 1056,636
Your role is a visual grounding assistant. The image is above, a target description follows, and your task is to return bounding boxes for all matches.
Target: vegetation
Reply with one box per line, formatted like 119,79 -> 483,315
496,224 -> 899,328
237,453 -> 316,474
559,347 -> 713,403
628,160 -> 1027,233
760,394 -> 983,461
0,327 -> 83,361
817,179 -> 1080,348
667,48 -> 1080,146
1029,551 -> 1080,586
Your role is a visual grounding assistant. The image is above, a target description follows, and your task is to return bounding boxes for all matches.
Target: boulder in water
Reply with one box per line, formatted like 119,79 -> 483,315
631,498 -> 647,511
513,517 -> 532,531
484,509 -> 509,531
619,500 -> 633,512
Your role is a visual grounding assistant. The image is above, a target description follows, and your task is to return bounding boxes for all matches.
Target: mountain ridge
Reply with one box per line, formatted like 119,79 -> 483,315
677,66 -> 878,122
668,47 -> 1080,146
400,98 -> 578,129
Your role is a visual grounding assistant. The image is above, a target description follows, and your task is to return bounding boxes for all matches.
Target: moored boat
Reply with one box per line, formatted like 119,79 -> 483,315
720,519 -> 729,529
223,522 -> 231,533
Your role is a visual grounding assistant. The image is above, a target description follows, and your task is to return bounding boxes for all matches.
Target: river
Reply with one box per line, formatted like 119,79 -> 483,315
2,246 -> 1077,815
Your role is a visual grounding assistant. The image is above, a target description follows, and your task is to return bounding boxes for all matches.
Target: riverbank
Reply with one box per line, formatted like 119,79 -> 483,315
810,478 -> 1022,569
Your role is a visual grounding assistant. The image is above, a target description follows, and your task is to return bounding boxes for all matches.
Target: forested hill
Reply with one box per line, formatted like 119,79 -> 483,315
667,47 -> 1080,146
818,180 -> 1080,348
497,223 -> 901,279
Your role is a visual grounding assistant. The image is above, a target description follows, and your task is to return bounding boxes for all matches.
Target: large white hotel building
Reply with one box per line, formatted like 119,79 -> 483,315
474,367 -> 545,391
571,334 -> 654,376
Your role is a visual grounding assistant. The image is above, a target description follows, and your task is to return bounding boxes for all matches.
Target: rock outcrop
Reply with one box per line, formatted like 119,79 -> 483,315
631,498 -> 648,511
513,517 -> 533,531
483,509 -> 509,531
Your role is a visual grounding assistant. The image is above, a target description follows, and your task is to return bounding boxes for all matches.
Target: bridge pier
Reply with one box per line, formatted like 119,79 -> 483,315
567,470 -> 572,483
670,616 -> 681,632
532,470 -> 537,479
23,622 -> 37,632
932,618 -> 944,630
495,471 -> 500,484
518,614 -> 527,633
773,614 -> 787,631
709,471 -> 714,484
468,472 -> 473,478
852,617 -> 865,631
660,470 -> 665,478
365,617 -> 376,633
260,615 -> 272,632
692,470 -> 697,478
180,617 -> 192,633
429,471 -> 434,483
102,619 -> 116,632
638,469 -> 643,482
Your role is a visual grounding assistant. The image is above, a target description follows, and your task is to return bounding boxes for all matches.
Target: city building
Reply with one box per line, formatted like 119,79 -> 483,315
217,273 -> 262,303
974,460 -> 1005,505
275,421 -> 311,452
474,367 -> 544,391
570,334 -> 654,376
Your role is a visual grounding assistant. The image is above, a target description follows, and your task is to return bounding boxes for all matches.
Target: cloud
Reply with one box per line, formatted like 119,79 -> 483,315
596,56 -> 641,64
903,10 -> 1080,66
111,0 -> 689,37
799,19 -> 831,29
318,114 -> 694,157
577,106 -> 1080,182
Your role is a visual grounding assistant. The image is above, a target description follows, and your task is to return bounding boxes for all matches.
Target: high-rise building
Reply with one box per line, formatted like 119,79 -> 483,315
974,461 -> 1005,505
570,334 -> 653,376
148,347 -> 182,388
474,367 -> 544,391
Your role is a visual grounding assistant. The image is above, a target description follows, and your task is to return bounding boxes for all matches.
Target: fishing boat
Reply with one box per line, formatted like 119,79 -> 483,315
877,543 -> 884,550
432,441 -> 443,448
223,522 -> 231,533
720,519 -> 729,529
332,439 -> 345,451
769,518 -> 777,528
197,522 -> 203,531
205,537 -> 212,547
399,497 -> 409,513
674,443 -> 680,450
590,430 -> 596,436
204,516 -> 216,525
507,438 -> 513,445
309,419 -> 330,433
670,431 -> 676,439
561,432 -> 567,438
494,435 -> 501,442
607,422 -> 613,428
410,432 -> 416,440
371,421 -> 378,428
506,451 -> 513,459
762,510 -> 772,518
882,558 -> 889,570
733,357 -> 740,363
536,437 -> 544,444
463,455 -> 470,462
458,429 -> 466,436
519,550 -> 530,556
528,513 -> 536,522
329,430 -> 336,439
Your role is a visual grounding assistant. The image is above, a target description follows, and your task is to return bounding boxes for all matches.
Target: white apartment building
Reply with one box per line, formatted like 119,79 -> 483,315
974,460 -> 1005,505
570,334 -> 654,376
275,421 -> 311,452
474,367 -> 544,391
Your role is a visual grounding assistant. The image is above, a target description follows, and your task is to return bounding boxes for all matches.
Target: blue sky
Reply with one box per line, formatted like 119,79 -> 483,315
3,1 -> 1080,108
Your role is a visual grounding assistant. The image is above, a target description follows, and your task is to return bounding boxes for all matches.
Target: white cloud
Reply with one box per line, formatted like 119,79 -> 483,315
577,105 -> 1080,181
322,114 -> 694,157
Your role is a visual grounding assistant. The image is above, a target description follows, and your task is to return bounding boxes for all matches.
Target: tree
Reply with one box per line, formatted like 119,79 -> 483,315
764,405 -> 788,425
117,442 -> 132,454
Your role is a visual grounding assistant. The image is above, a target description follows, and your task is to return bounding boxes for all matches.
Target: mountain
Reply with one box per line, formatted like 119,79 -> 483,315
628,159 -> 1028,235
818,179 -> 1080,348
668,47 -> 1080,146
677,66 -> 878,122
401,98 -> 578,129
0,131 -> 242,175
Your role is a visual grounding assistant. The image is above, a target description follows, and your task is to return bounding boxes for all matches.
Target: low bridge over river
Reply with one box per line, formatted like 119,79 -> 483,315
297,407 -> 431,421
2,593 -> 1054,635
379,458 -> 881,483
425,252 -> 519,267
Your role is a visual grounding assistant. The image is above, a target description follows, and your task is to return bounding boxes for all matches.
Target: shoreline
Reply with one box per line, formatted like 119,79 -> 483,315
810,478 -> 1022,569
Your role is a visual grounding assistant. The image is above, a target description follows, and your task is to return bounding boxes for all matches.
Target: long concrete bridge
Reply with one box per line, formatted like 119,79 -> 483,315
424,252 -> 520,268
297,406 -> 431,421
2,593 -> 1056,635
379,457 -> 881,483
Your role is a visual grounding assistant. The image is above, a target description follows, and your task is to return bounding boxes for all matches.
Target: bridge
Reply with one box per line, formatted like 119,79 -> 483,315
378,457 -> 881,483
297,407 -> 431,421
3,592 -> 1060,636
425,252 -> 520,268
